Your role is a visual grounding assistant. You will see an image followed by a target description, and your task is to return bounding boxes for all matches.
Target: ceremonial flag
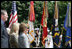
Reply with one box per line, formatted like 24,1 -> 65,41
29,1 -> 35,22
28,1 -> 35,43
64,3 -> 71,29
9,1 -> 18,28
53,1 -> 60,48
41,1 -> 48,46
64,3 -> 71,48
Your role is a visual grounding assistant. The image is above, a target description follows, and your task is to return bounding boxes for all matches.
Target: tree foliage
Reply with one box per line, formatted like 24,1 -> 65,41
1,1 -> 70,29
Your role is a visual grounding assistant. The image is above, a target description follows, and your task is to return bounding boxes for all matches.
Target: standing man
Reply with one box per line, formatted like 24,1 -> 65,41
45,29 -> 53,48
35,28 -> 40,47
1,10 -> 9,48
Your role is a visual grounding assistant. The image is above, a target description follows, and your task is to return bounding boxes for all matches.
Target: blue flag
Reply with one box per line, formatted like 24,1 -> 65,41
64,3 -> 71,48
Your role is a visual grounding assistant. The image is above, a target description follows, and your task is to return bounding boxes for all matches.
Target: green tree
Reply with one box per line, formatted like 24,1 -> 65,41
1,1 -> 70,28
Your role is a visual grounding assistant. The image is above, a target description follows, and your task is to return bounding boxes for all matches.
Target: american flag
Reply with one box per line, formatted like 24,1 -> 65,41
9,1 -> 18,28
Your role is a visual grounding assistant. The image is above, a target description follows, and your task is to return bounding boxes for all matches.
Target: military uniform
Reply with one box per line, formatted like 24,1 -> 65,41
45,32 -> 53,48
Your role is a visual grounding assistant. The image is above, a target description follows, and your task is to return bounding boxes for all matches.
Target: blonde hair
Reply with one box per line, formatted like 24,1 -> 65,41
10,23 -> 20,34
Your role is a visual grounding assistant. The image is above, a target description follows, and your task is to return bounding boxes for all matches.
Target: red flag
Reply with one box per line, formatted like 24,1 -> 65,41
42,27 -> 47,46
29,1 -> 35,22
28,1 -> 35,43
41,1 -> 48,46
41,8 -> 44,26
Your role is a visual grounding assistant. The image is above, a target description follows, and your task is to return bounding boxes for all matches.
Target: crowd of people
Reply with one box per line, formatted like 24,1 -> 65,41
1,9 -> 71,48
1,9 -> 41,48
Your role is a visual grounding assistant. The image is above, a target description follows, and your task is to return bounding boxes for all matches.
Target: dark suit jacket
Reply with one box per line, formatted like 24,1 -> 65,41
1,20 -> 9,48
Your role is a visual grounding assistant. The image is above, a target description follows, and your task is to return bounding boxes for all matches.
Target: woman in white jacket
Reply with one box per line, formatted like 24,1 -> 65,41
18,22 -> 30,48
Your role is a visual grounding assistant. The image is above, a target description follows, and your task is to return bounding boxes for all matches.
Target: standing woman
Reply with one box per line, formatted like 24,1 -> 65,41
9,23 -> 20,48
18,22 -> 30,48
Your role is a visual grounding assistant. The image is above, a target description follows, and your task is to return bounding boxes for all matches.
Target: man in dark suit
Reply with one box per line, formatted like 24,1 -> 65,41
1,10 -> 9,48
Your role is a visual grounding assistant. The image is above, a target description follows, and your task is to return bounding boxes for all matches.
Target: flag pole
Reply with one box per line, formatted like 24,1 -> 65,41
38,24 -> 41,47
53,1 -> 60,48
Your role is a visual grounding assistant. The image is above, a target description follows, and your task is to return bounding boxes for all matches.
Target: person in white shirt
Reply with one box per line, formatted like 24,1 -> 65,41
35,28 -> 40,47
45,29 -> 53,48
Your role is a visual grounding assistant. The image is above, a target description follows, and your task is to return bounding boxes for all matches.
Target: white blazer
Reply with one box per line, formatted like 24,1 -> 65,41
18,33 -> 30,48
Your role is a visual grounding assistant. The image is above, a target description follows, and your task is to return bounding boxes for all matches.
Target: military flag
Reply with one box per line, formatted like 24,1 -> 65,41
28,1 -> 35,43
53,1 -> 60,48
64,3 -> 71,48
41,1 -> 48,46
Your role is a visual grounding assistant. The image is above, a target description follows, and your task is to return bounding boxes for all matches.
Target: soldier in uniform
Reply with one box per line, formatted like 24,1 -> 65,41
45,29 -> 53,48
35,28 -> 40,47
